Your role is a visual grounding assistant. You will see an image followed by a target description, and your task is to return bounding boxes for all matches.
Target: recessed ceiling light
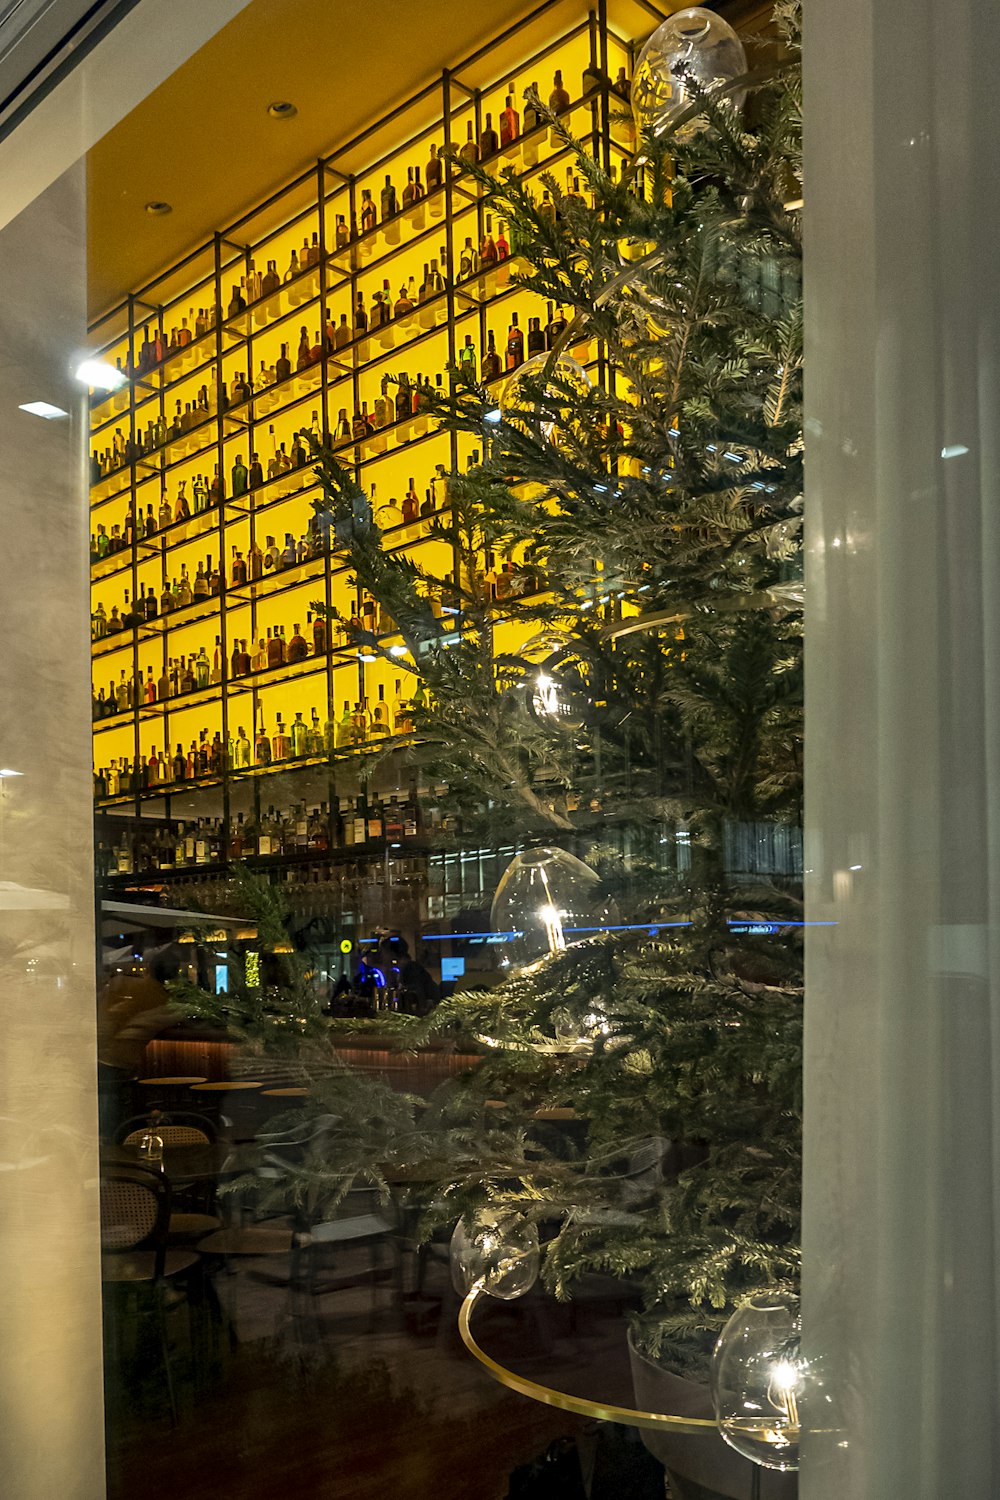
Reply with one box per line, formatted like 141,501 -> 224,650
267,100 -> 297,119
145,200 -> 172,216
19,401 -> 68,419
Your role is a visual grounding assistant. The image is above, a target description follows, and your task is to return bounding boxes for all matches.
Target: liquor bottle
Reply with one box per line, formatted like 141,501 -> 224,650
335,701 -> 353,749
371,375 -> 391,429
309,799 -> 330,850
482,329 -> 501,381
426,141 -> 443,190
296,326 -> 311,370
352,793 -> 368,845
390,679 -> 408,733
480,214 -> 498,270
264,536 -> 280,570
549,68 -> 570,113
231,455 -> 249,497
459,333 -> 477,380
335,213 -> 349,249
193,559 -> 209,600
255,715 -> 272,766
459,236 -> 478,280
367,796 -> 384,842
496,221 -> 510,261
290,712 -> 309,757
546,302 -> 568,349
401,165 -> 419,214
459,119 -> 478,167
177,565 -> 193,607
395,374 -> 411,424
505,311 -> 524,370
402,478 -> 419,524
500,92 -> 519,147
272,716 -> 290,760
271,343 -> 291,384
261,259 -> 280,297
360,189 -> 376,234
237,639 -> 251,675
355,291 -> 368,334
307,230 -> 320,267
394,282 -> 414,319
231,548 -> 248,587
333,313 -> 350,350
244,452 -> 262,491
481,113 -> 499,157
228,284 -> 247,319
264,627 -> 281,670
280,532 -> 297,568
539,189 -> 556,228
243,538 -> 262,583
527,315 -> 545,355
306,609 -> 325,656
380,173 -> 398,222
287,622 -> 308,663
369,684 -> 390,737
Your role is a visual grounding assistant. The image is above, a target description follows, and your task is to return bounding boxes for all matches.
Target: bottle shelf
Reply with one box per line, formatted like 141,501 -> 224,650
86,5 -> 636,840
94,733 -> 414,809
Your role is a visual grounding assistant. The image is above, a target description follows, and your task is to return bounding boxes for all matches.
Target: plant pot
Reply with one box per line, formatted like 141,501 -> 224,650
628,1332 -> 798,1500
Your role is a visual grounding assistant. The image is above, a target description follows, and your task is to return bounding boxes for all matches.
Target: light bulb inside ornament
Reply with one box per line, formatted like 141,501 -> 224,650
450,1211 -> 540,1300
712,1293 -> 807,1472
631,6 -> 747,145
491,847 -> 618,969
500,352 -> 592,447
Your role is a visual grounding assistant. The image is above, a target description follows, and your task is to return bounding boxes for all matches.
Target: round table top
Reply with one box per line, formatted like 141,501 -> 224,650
261,1087 -> 310,1097
137,1075 -> 207,1086
103,1141 -> 247,1186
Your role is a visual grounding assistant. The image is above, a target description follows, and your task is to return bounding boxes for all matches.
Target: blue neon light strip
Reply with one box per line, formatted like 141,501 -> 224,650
419,919 -> 837,943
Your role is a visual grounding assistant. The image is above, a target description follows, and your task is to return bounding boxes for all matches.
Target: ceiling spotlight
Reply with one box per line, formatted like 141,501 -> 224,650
75,358 -> 126,392
267,100 -> 297,119
145,200 -> 172,216
18,401 -> 68,420
0,768 -> 24,777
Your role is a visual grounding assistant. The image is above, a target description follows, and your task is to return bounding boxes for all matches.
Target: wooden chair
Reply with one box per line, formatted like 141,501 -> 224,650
115,1113 -> 223,1240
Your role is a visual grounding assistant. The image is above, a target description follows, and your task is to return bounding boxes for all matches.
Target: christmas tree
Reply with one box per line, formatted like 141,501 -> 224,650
176,3 -> 804,1379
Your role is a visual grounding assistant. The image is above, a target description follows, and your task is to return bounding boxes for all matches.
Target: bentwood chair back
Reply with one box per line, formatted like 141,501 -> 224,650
100,1164 -> 200,1423
116,1111 -> 217,1147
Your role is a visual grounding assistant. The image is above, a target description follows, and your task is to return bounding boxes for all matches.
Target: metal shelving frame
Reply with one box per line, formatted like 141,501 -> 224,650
88,0 -> 647,893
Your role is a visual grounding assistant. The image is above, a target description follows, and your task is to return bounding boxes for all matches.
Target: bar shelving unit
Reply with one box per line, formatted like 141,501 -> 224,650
88,0 -> 662,918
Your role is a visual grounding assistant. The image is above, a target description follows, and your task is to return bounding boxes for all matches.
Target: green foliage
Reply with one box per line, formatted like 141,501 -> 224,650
181,27 -> 804,1378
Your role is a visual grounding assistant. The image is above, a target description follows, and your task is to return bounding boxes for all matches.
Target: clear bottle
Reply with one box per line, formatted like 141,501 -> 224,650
137,1112 -> 164,1163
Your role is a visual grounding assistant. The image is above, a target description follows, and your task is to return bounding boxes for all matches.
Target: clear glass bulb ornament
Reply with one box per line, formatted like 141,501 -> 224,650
491,846 -> 617,969
632,7 -> 747,143
500,352 -> 592,446
711,1292 -> 805,1471
449,1211 -> 540,1300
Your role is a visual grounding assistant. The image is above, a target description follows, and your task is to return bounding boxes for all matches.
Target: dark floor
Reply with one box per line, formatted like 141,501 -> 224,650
104,1235 -> 665,1500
